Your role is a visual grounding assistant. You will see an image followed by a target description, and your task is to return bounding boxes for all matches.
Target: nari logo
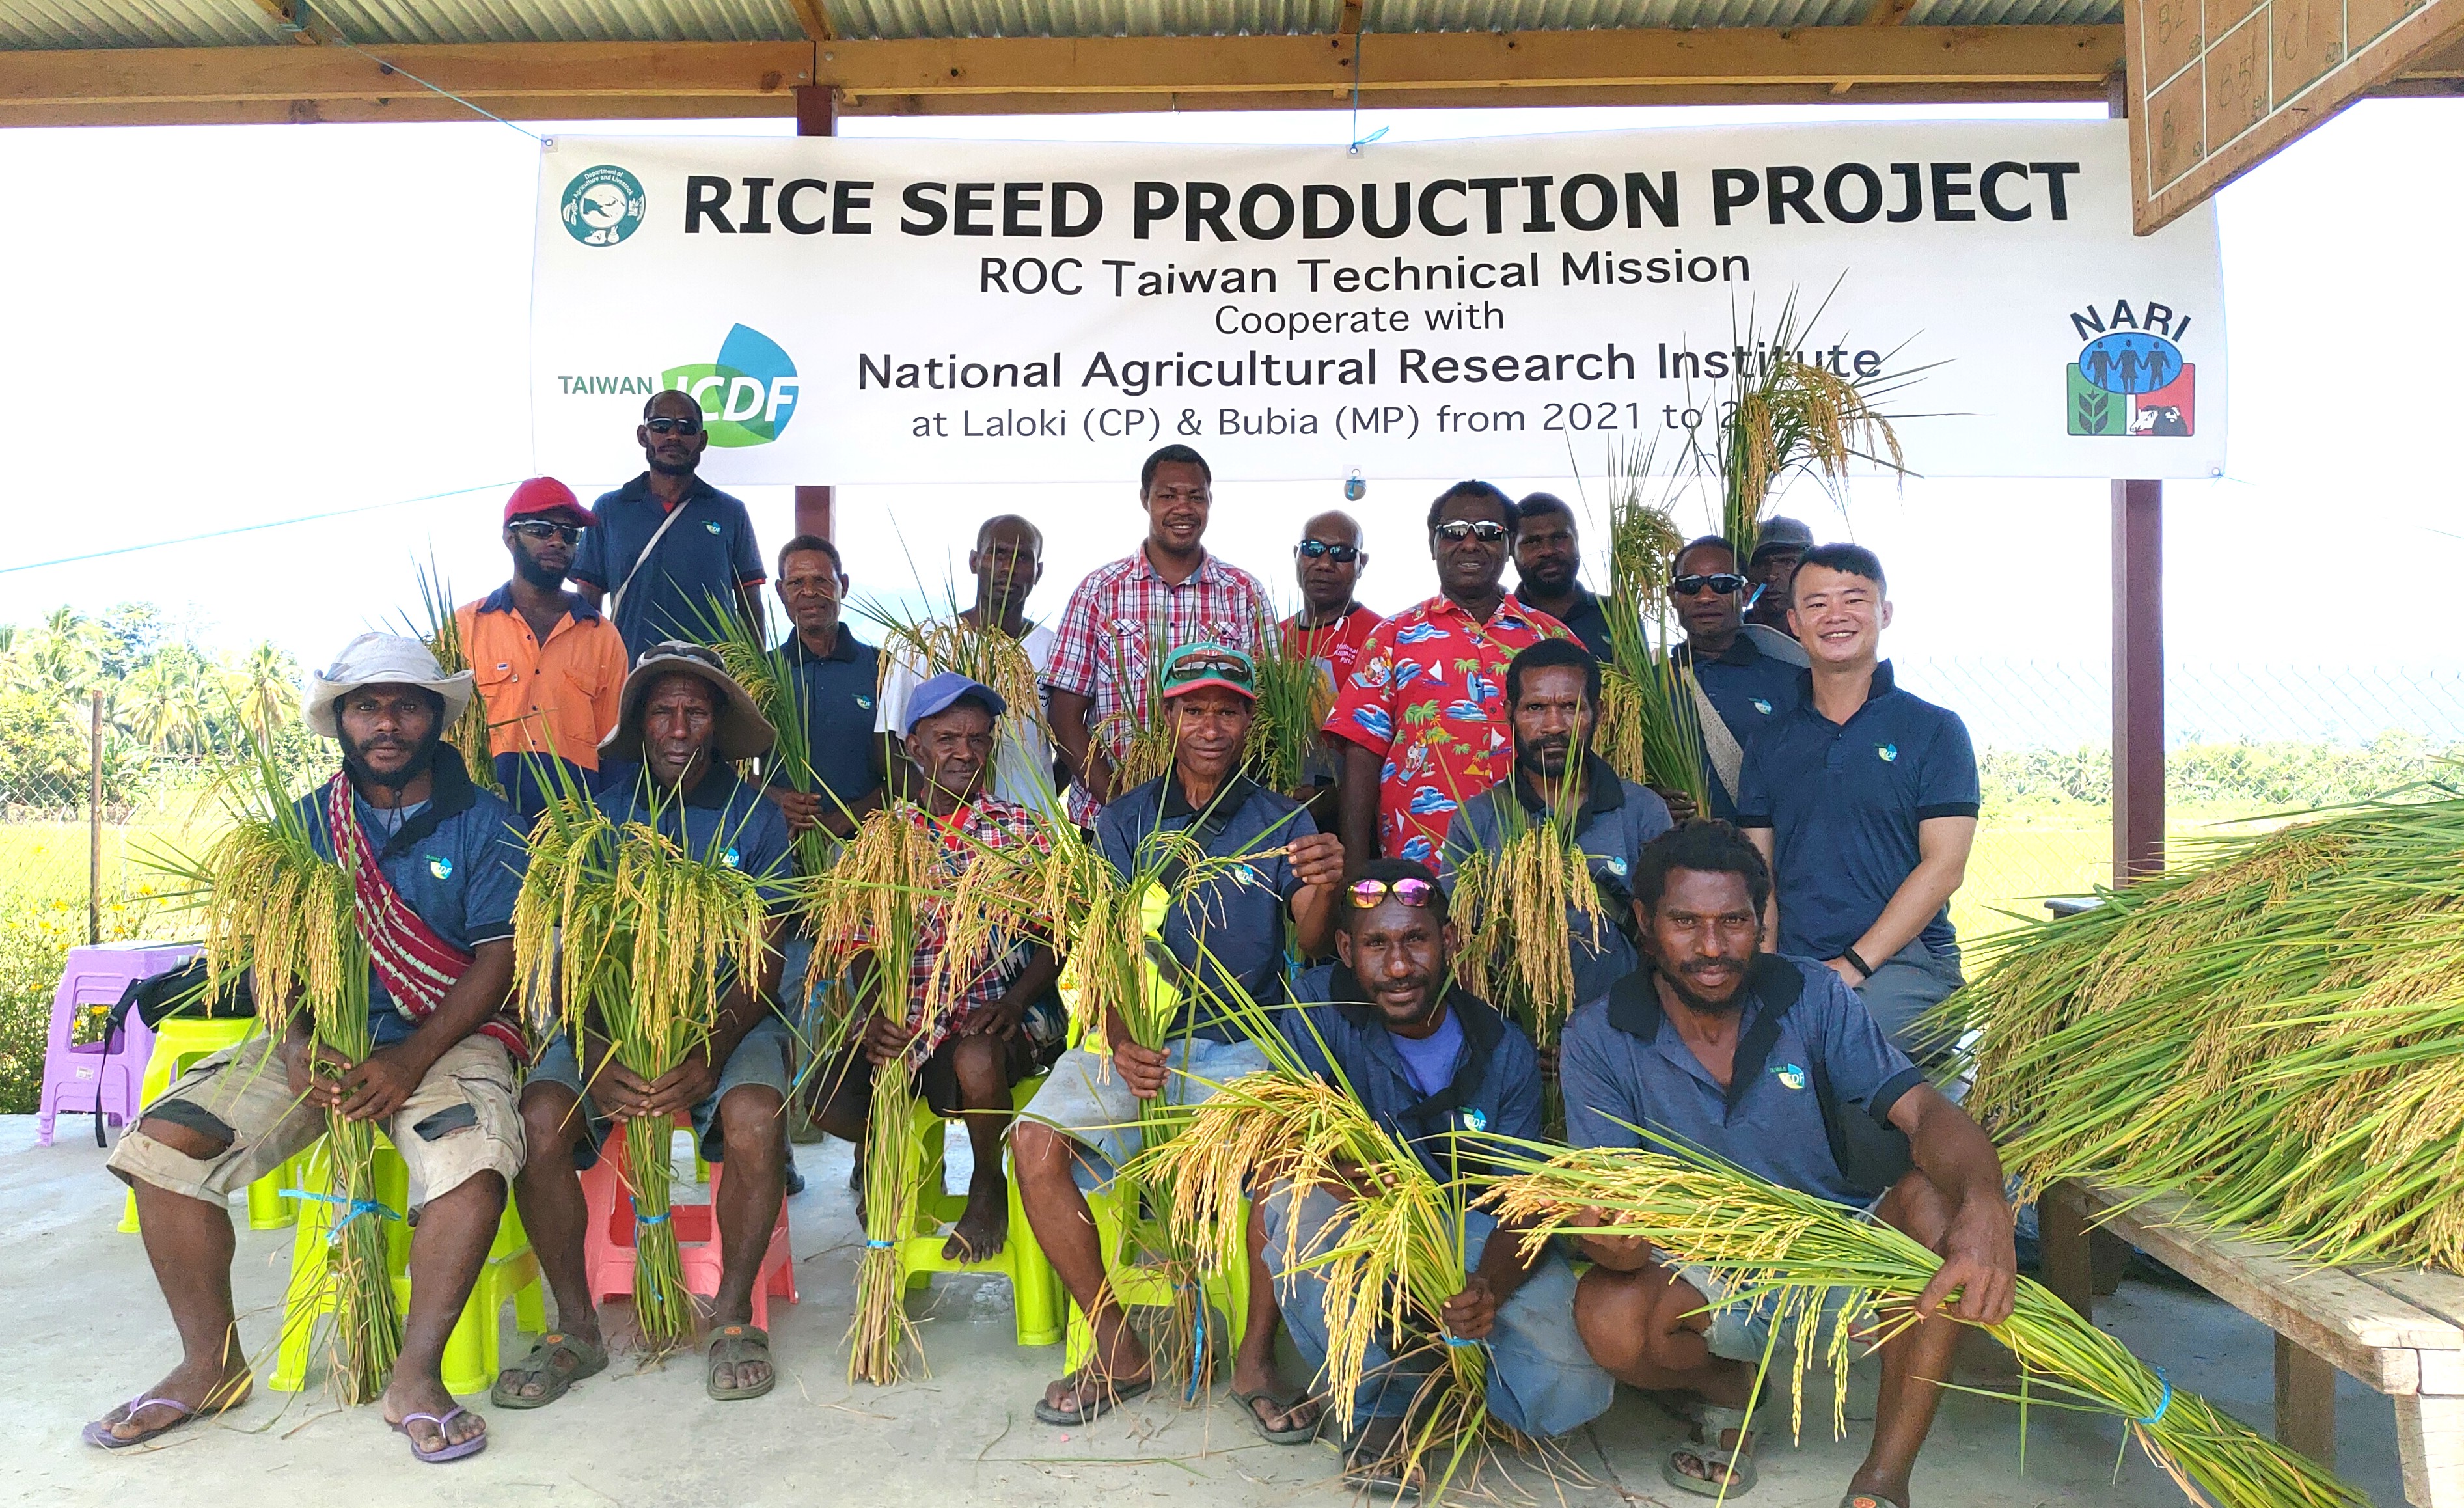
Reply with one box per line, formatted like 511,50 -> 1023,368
2065,299 -> 2195,438
664,325 -> 801,448
561,165 -> 646,247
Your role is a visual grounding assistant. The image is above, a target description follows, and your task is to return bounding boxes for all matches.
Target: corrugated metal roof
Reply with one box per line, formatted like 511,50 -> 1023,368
0,0 -> 2123,51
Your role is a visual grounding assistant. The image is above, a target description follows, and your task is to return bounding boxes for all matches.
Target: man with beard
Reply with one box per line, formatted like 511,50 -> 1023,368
499,643 -> 797,1406
1664,535 -> 1805,823
94,635 -> 528,1463
1511,493 -> 1615,662
1442,638 -> 1671,1008
1740,515 -> 1814,666
1559,821 -> 2014,1508
1250,860 -> 1611,1488
458,478 -> 630,824
765,536 -> 890,841
875,514 -> 1062,809
1015,644 -> 1346,1428
571,390 -> 767,660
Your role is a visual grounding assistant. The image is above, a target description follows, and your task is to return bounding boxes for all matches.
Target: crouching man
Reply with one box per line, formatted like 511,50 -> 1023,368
93,634 -> 530,1462
1559,821 -> 2015,1508
1253,858 -> 1613,1494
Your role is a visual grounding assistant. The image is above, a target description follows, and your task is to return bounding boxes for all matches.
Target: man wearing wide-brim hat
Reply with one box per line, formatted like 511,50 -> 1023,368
500,641 -> 801,1406
94,633 -> 531,1464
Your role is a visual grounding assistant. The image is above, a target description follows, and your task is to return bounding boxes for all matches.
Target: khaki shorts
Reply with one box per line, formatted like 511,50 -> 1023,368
107,1032 -> 524,1216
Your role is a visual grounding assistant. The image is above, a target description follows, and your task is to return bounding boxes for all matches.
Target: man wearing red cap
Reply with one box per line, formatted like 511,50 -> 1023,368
456,478 -> 631,823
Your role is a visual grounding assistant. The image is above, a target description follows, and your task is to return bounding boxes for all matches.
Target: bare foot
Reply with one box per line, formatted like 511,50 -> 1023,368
942,1172 -> 1009,1263
90,1355 -> 251,1444
383,1370 -> 486,1455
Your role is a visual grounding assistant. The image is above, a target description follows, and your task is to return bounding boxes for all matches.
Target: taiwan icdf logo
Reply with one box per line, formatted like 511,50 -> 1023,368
2065,299 -> 2195,437
561,165 -> 646,247
664,325 -> 801,448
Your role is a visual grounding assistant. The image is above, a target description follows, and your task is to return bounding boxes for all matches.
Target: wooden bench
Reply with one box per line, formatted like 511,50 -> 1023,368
2042,1179 -> 2464,1508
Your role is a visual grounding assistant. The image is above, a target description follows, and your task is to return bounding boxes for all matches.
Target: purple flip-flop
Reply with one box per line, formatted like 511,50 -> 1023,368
83,1384 -> 250,1451
392,1406 -> 489,1464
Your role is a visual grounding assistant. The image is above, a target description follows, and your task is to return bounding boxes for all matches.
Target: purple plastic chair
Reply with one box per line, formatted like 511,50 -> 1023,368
36,941 -> 200,1147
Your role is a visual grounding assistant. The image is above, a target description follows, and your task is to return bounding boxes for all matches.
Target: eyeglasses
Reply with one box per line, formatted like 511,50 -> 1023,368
1296,540 -> 1362,563
1434,521 -> 1509,543
1347,877 -> 1438,909
1163,653 -> 1256,689
508,521 -> 582,544
644,415 -> 704,435
1671,573 -> 1747,596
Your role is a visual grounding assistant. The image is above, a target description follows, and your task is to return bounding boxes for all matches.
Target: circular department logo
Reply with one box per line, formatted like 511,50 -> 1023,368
560,165 -> 646,247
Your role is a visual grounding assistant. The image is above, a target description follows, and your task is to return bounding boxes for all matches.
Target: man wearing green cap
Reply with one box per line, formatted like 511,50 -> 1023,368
1013,641 -> 1348,1428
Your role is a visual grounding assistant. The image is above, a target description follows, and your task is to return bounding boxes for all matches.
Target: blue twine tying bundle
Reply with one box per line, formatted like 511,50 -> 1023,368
865,1239 -> 896,1249
281,1188 -> 402,1246
2137,1367 -> 2172,1427
1443,1336 -> 1483,1349
636,1211 -> 671,1227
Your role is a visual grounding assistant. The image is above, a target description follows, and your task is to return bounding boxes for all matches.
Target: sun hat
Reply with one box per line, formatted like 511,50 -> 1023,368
1158,643 -> 1257,703
304,632 -> 475,739
598,641 -> 776,763
901,672 -> 1006,735
502,476 -> 593,529
1749,515 -> 1816,564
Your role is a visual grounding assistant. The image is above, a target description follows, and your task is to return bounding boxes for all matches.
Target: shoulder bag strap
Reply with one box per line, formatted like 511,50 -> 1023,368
1688,668 -> 1745,805
609,500 -> 692,624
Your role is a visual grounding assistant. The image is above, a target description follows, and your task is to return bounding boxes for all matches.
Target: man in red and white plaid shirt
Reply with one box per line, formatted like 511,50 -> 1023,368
1044,444 -> 1270,827
812,673 -> 1061,1265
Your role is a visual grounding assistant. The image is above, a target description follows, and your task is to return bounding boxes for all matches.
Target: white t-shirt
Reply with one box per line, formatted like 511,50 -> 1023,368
873,617 -> 1061,814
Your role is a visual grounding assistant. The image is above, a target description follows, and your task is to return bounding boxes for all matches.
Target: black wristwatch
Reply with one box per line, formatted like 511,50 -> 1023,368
1841,946 -> 1876,982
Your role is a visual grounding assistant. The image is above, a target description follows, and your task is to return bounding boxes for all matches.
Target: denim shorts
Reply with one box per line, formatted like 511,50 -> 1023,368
527,1014 -> 793,1170
1677,1194 -> 1887,1364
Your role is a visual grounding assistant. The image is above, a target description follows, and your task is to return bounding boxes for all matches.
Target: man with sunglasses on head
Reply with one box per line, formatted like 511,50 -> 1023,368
571,389 -> 768,661
1666,535 -> 1807,825
457,478 -> 631,825
1250,859 -> 1610,1487
1281,511 -> 1381,827
1512,493 -> 1616,663
1013,642 -> 1347,1431
1328,481 -> 1572,866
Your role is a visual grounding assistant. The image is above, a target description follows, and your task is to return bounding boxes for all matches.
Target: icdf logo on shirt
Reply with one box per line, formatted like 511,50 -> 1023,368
663,324 -> 802,448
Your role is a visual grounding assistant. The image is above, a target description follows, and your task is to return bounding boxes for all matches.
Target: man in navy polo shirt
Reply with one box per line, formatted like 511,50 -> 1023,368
571,389 -> 767,659
1512,493 -> 1616,663
1667,534 -> 1805,823
1736,543 -> 1978,1062
765,534 -> 890,842
1559,822 -> 2014,1508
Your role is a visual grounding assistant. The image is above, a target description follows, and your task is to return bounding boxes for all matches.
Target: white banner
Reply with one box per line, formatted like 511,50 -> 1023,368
530,122 -> 2225,487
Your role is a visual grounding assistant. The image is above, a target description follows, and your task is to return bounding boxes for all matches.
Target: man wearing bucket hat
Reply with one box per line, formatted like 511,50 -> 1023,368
95,633 -> 530,1464
1740,515 -> 1815,667
499,642 -> 800,1407
456,477 -> 630,825
1014,642 -> 1348,1429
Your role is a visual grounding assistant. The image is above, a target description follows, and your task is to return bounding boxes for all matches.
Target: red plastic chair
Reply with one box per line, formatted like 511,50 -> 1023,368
579,1120 -> 798,1330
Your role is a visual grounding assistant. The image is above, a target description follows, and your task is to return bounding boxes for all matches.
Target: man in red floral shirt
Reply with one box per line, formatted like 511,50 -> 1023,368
1328,482 -> 1570,864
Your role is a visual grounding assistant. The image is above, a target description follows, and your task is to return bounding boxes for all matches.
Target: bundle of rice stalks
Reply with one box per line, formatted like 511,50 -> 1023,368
1926,790 -> 2464,1268
1096,609 -> 1181,797
1246,610 -> 1327,798
152,737 -> 400,1403
402,553 -> 502,797
1485,1138 -> 2369,1508
872,608 -> 1053,756
514,791 -> 769,1354
1583,438 -> 1710,807
1447,799 -> 1609,1054
701,602 -> 836,875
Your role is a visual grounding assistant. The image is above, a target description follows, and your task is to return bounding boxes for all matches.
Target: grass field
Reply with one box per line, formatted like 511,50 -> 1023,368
1954,798 -> 2290,945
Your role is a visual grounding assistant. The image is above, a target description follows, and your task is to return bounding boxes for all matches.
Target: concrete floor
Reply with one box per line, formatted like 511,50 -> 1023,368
3,1113 -> 2408,1508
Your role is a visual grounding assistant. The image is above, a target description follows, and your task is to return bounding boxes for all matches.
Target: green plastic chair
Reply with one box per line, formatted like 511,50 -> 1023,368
116,1017 -> 297,1235
1061,1169 -> 1249,1379
893,1075 -> 1065,1347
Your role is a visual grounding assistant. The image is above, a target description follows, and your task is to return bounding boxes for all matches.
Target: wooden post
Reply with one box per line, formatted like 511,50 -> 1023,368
88,689 -> 103,946
2112,478 -> 2163,884
793,82 -> 835,544
2040,1181 -> 2095,1321
2275,1334 -> 2338,1468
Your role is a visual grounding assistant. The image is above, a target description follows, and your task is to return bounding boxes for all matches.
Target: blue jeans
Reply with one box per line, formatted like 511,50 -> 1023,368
1260,1181 -> 1613,1438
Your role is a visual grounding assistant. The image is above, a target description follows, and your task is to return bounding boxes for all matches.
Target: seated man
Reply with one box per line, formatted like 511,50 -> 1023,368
1559,821 -> 2016,1507
810,672 -> 1064,1263
1261,859 -> 1613,1488
497,642 -> 796,1407
94,633 -> 528,1463
1442,638 -> 1672,1009
1013,642 -> 1347,1426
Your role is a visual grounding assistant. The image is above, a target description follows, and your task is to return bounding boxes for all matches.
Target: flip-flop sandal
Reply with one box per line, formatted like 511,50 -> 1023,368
1229,1386 -> 1321,1444
491,1331 -> 609,1410
1032,1371 -> 1153,1426
82,1382 -> 252,1451
1841,1494 -> 1907,1508
1663,1405 -> 1757,1498
392,1407 -> 488,1464
707,1323 -> 776,1401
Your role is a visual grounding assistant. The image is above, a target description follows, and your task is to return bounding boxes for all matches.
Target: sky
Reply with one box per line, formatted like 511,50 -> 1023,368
1,94 -> 2457,684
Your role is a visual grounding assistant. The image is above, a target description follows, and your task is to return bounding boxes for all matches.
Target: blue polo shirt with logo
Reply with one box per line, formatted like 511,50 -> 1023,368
1282,969 -> 1543,1185
1559,955 -> 1925,1207
1095,774 -> 1316,1037
595,764 -> 795,916
294,754 -> 528,1045
1734,662 -> 1979,961
1677,634 -> 1806,821
778,627 -> 885,814
571,473 -> 767,659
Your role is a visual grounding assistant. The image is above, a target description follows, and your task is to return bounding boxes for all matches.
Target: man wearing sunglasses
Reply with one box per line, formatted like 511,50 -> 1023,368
571,389 -> 768,661
1665,535 -> 1807,824
1327,481 -> 1572,866
456,477 -> 630,824
1512,493 -> 1617,664
1281,511 -> 1382,826
1249,858 -> 1610,1485
1015,642 -> 1346,1431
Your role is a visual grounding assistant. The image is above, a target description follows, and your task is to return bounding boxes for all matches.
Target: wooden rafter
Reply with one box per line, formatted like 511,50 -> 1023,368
784,0 -> 835,42
247,0 -> 322,45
